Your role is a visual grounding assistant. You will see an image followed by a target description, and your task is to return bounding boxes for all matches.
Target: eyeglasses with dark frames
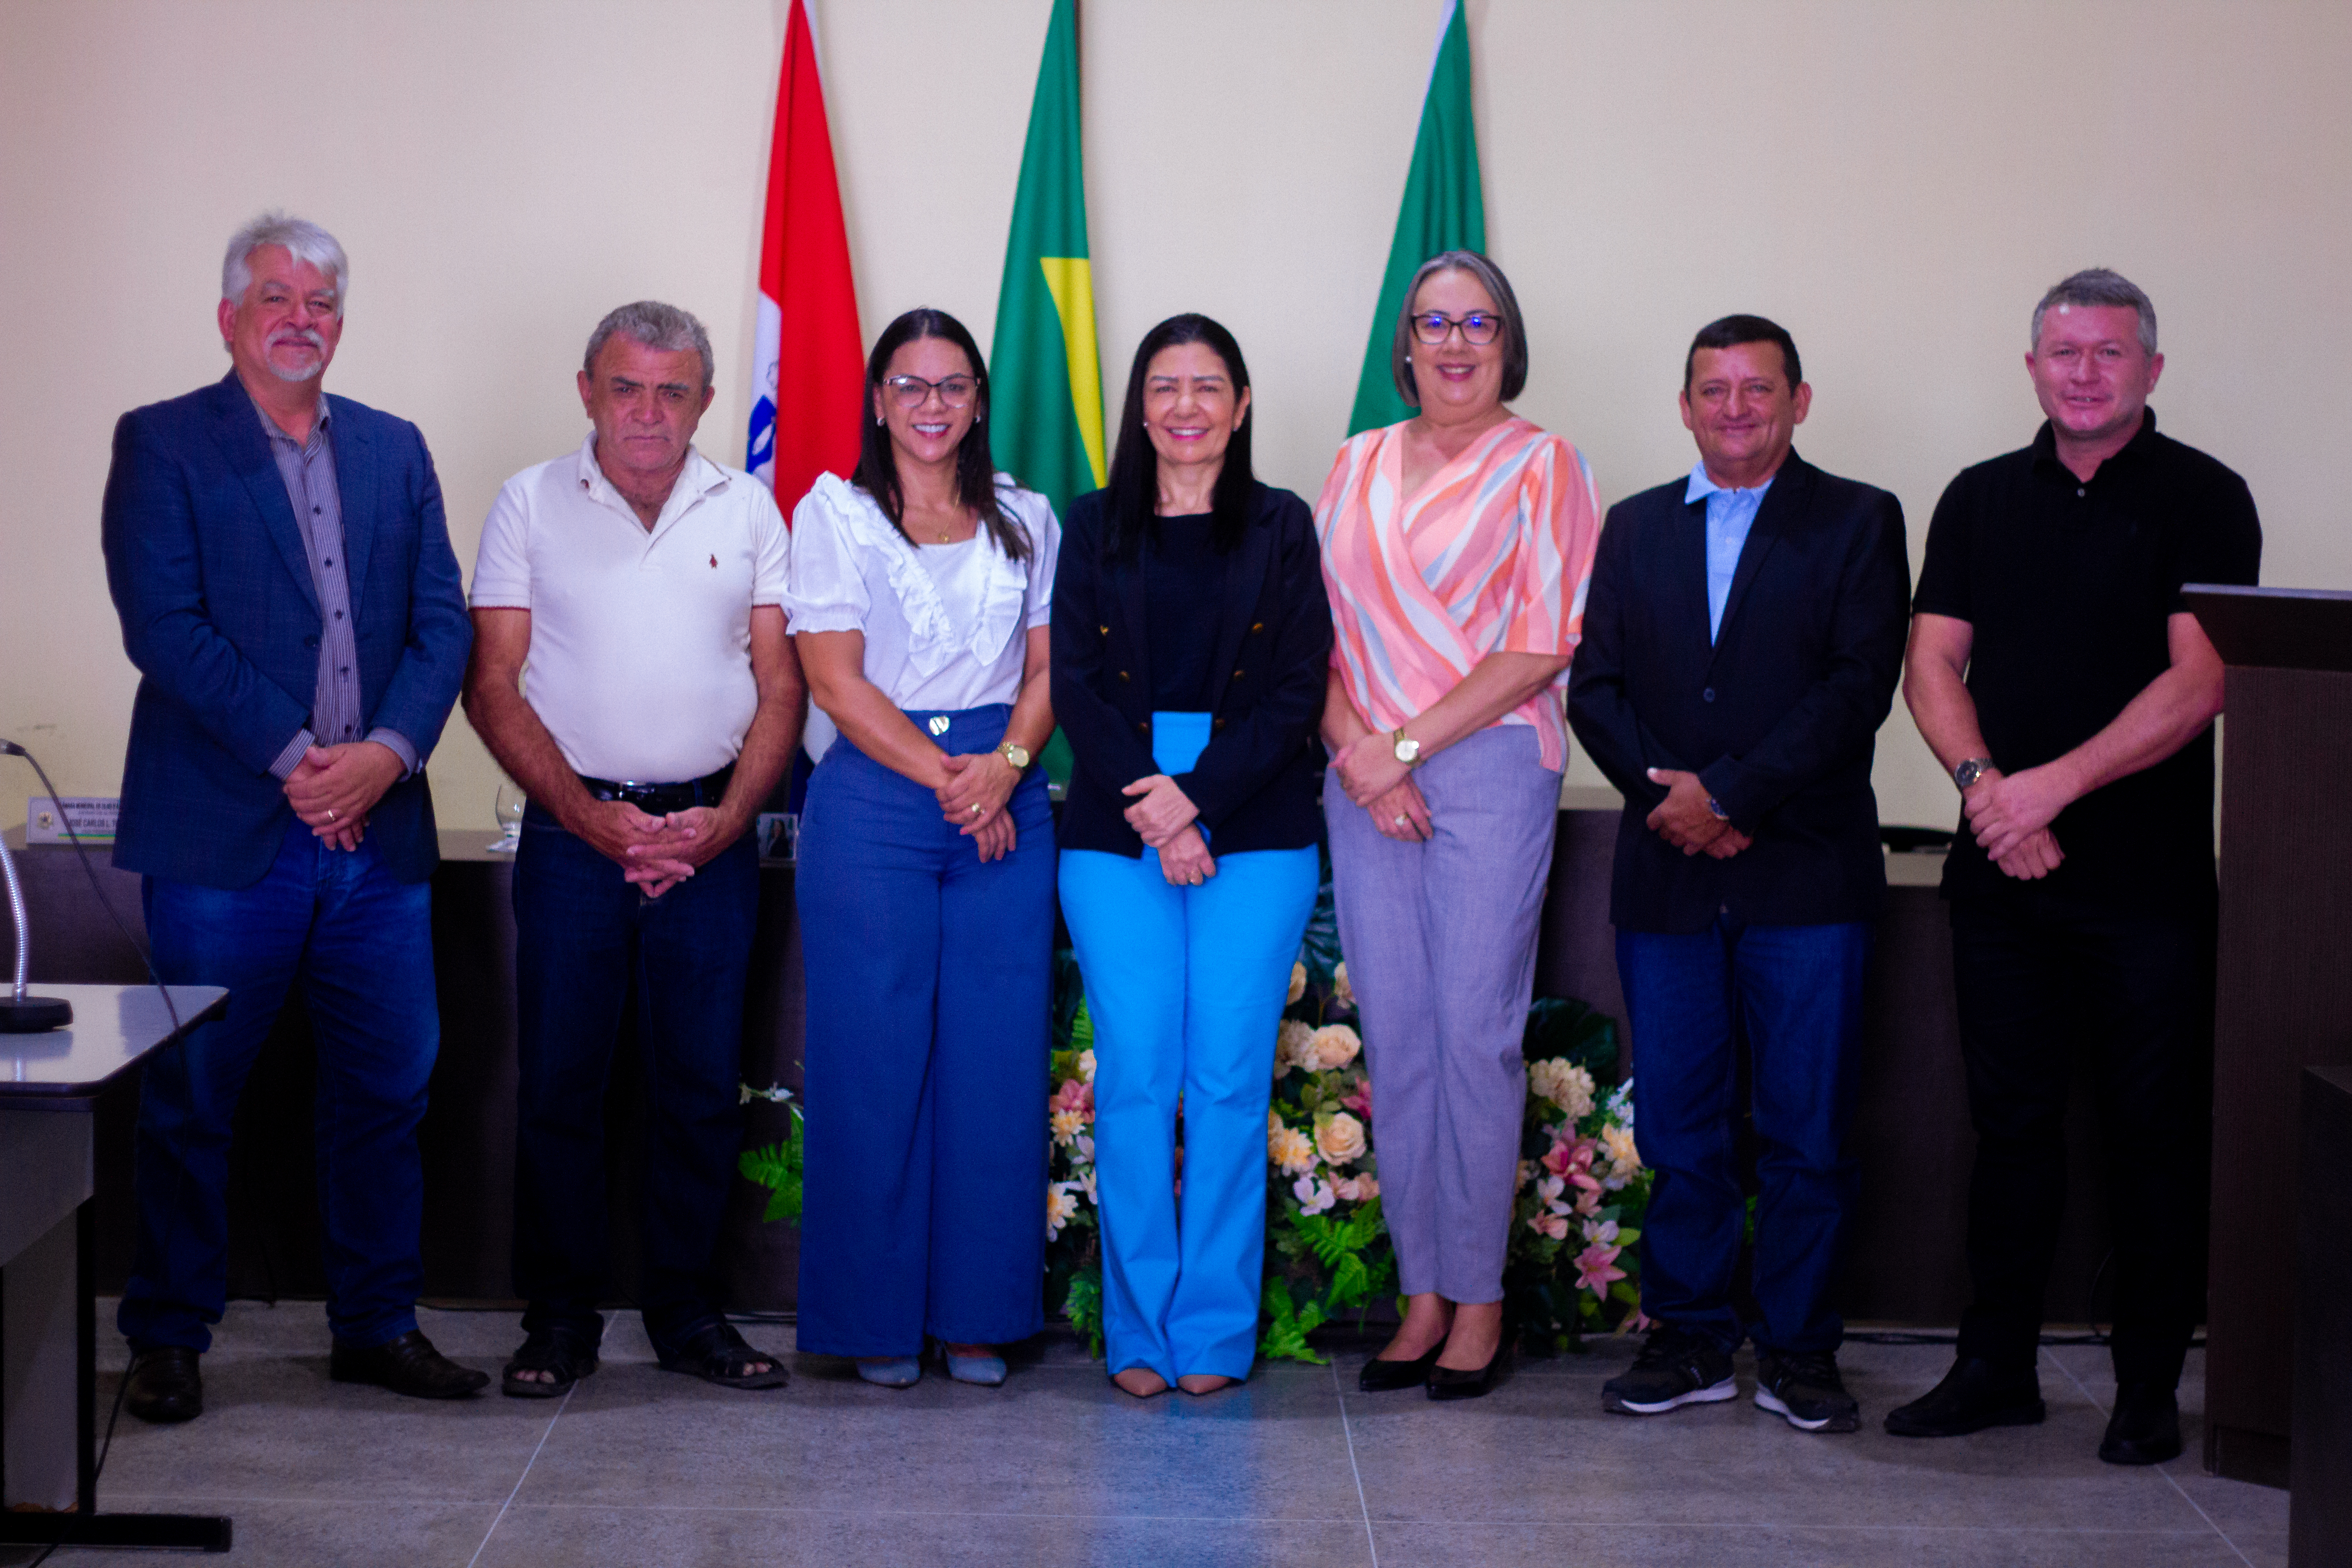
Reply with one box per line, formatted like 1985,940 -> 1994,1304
883,374 -> 979,409
1409,311 -> 1503,347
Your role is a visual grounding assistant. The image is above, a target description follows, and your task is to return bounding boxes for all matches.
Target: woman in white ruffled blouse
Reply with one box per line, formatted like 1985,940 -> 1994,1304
781,308 -> 1060,1389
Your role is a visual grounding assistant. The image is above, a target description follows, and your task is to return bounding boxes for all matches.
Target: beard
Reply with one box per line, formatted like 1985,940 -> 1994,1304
266,332 -> 327,382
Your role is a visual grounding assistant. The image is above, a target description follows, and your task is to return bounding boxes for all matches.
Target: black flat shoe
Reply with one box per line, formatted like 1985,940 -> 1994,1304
1358,1345 -> 1442,1392
125,1346 -> 203,1424
1427,1348 -> 1504,1401
2099,1383 -> 2182,1465
329,1328 -> 490,1400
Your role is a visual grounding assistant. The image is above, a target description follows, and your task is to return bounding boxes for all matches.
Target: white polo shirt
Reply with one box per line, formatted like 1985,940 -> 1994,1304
471,433 -> 789,783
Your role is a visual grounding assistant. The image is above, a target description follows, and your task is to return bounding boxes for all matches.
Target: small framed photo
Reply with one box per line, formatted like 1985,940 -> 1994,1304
756,812 -> 799,866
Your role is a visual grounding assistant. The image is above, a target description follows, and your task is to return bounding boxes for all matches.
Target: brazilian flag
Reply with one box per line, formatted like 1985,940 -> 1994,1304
1347,0 -> 1487,436
992,0 -> 1104,785
991,0 -> 1106,515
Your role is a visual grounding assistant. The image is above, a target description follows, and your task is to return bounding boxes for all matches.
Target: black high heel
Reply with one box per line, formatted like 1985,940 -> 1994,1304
1358,1344 -> 1443,1392
1426,1347 -> 1504,1401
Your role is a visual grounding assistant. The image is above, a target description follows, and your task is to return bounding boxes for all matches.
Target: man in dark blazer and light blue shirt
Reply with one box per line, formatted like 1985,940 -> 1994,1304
1568,315 -> 1909,1436
100,214 -> 480,1422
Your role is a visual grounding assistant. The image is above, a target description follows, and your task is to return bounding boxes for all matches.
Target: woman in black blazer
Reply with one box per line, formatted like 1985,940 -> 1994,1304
1051,314 -> 1330,1399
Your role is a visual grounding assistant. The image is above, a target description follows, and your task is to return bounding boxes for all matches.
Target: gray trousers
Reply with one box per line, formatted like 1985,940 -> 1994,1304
1324,725 -> 1559,1303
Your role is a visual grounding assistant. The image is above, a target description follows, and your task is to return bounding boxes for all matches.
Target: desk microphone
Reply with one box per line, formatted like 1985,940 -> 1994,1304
0,737 -> 76,1030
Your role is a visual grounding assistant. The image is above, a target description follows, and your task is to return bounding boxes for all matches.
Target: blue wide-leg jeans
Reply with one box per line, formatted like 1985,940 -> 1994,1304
510,803 -> 759,1356
119,817 -> 439,1353
1616,916 -> 1871,1355
1061,832 -> 1318,1383
794,705 -> 1054,1357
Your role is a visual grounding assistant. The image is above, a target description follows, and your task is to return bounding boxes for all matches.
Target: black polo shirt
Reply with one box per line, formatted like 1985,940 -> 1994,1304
1913,408 -> 2261,906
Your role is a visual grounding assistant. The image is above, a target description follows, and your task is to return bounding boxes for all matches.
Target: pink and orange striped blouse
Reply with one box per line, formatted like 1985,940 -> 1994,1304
1313,416 -> 1603,772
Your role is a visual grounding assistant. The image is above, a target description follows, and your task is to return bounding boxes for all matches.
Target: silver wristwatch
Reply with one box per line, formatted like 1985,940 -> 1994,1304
1953,757 -> 1992,790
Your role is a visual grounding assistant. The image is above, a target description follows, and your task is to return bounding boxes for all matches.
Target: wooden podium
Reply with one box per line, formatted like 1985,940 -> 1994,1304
2185,585 -> 2352,1487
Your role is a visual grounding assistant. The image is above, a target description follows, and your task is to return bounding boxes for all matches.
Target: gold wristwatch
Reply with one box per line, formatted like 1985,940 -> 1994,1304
1392,728 -> 1422,767
1000,740 -> 1032,769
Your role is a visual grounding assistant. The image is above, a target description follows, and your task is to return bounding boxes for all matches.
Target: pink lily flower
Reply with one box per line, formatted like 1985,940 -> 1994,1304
1574,1244 -> 1626,1294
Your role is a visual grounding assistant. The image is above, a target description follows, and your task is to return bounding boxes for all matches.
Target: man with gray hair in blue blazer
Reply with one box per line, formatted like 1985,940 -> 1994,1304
101,212 -> 480,1422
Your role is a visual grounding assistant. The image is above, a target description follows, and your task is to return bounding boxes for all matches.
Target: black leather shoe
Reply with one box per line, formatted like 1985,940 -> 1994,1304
1884,1356 -> 2044,1437
1358,1344 -> 1442,1392
124,1346 -> 203,1424
2099,1383 -> 2182,1465
1426,1348 -> 1504,1402
329,1329 -> 490,1400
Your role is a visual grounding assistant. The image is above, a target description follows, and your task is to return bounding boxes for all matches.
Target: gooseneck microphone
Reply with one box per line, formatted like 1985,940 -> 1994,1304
0,737 -> 77,1031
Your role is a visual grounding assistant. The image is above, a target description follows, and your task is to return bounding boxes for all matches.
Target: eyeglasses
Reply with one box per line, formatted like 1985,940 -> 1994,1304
1409,311 -> 1503,347
883,374 -> 979,409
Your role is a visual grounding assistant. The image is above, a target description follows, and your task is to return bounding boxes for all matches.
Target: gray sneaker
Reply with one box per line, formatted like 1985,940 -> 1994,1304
1603,1324 -> 1738,1415
1754,1349 -> 1861,1432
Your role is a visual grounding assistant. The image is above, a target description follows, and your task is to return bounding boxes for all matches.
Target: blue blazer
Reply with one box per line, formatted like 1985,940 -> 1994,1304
1051,481 -> 1331,858
101,372 -> 471,888
1566,451 -> 1910,933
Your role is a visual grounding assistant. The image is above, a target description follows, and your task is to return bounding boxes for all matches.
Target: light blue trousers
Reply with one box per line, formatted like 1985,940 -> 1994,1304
1058,711 -> 1320,1381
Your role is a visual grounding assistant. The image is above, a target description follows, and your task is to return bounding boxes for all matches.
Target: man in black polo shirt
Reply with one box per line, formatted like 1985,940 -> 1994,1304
1888,269 -> 2260,1465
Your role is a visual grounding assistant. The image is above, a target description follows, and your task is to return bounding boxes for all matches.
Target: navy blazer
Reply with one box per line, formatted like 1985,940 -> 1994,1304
101,372 -> 471,888
1051,482 -> 1330,857
1566,451 -> 1909,933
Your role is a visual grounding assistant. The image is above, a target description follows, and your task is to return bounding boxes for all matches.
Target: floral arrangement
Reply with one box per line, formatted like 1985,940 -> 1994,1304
742,875 -> 1650,1364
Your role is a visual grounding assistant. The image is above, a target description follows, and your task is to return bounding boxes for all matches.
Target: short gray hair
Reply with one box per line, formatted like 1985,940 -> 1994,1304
1390,250 -> 1529,407
583,301 -> 715,392
222,212 -> 348,309
2031,268 -> 2158,357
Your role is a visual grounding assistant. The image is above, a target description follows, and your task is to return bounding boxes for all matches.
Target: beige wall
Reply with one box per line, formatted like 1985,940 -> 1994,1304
4,0 -> 2345,832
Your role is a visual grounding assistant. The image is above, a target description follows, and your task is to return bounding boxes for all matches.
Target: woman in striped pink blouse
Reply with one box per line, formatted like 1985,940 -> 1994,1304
1315,251 -> 1603,1400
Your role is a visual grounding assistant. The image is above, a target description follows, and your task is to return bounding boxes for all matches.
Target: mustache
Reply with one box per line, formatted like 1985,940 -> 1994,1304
270,328 -> 326,354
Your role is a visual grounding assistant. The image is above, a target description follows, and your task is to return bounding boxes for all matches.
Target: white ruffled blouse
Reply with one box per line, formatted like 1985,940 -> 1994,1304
782,471 -> 1059,715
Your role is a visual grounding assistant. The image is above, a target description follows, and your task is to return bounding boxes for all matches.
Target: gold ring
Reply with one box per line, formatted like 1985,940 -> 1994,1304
327,808 -> 338,821
1393,814 -> 1407,826
970,804 -> 981,816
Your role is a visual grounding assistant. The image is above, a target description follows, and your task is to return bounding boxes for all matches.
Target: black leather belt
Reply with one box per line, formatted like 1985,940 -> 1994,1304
577,764 -> 734,816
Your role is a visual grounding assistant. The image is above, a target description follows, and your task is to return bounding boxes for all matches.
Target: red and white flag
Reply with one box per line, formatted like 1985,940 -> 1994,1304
747,0 -> 862,517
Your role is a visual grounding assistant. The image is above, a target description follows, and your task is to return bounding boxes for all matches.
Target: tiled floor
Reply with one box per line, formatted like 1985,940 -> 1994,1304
1,1302 -> 2286,1567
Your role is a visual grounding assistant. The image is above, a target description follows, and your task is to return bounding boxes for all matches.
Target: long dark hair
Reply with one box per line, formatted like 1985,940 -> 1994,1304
851,307 -> 1028,562
1102,313 -> 1256,562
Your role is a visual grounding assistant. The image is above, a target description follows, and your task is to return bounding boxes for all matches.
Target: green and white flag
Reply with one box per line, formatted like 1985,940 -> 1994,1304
1347,0 -> 1488,436
990,0 -> 1106,514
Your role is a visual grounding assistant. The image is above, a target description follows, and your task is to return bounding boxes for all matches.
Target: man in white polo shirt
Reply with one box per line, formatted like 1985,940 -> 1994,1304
462,300 -> 804,1397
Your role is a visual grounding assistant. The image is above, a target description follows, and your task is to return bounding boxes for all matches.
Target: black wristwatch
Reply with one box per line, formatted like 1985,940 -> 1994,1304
1705,796 -> 1730,822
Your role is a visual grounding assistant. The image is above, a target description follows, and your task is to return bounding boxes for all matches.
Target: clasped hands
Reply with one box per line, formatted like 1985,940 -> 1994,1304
573,801 -> 740,898
935,748 -> 1020,863
1333,732 -> 1432,843
284,741 -> 405,851
1961,765 -> 2066,880
1122,773 -> 1213,886
1644,768 -> 1750,859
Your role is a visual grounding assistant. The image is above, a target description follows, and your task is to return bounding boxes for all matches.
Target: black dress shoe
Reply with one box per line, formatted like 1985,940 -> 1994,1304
1426,1348 -> 1504,1402
1883,1356 -> 2044,1437
329,1329 -> 490,1400
1358,1344 -> 1442,1392
125,1346 -> 203,1424
2099,1383 -> 2182,1465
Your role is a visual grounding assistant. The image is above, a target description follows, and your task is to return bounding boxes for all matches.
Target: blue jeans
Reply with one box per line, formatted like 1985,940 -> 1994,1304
1616,916 -> 1870,1355
120,818 -> 438,1352
1060,710 -> 1320,1382
510,804 -> 759,1355
794,705 -> 1054,1357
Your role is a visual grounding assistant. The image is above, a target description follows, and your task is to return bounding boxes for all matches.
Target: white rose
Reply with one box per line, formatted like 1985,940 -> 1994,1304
1288,962 -> 1308,1005
1316,1111 -> 1367,1167
1306,1024 -> 1361,1071
1333,961 -> 1355,1011
1275,1019 -> 1315,1073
